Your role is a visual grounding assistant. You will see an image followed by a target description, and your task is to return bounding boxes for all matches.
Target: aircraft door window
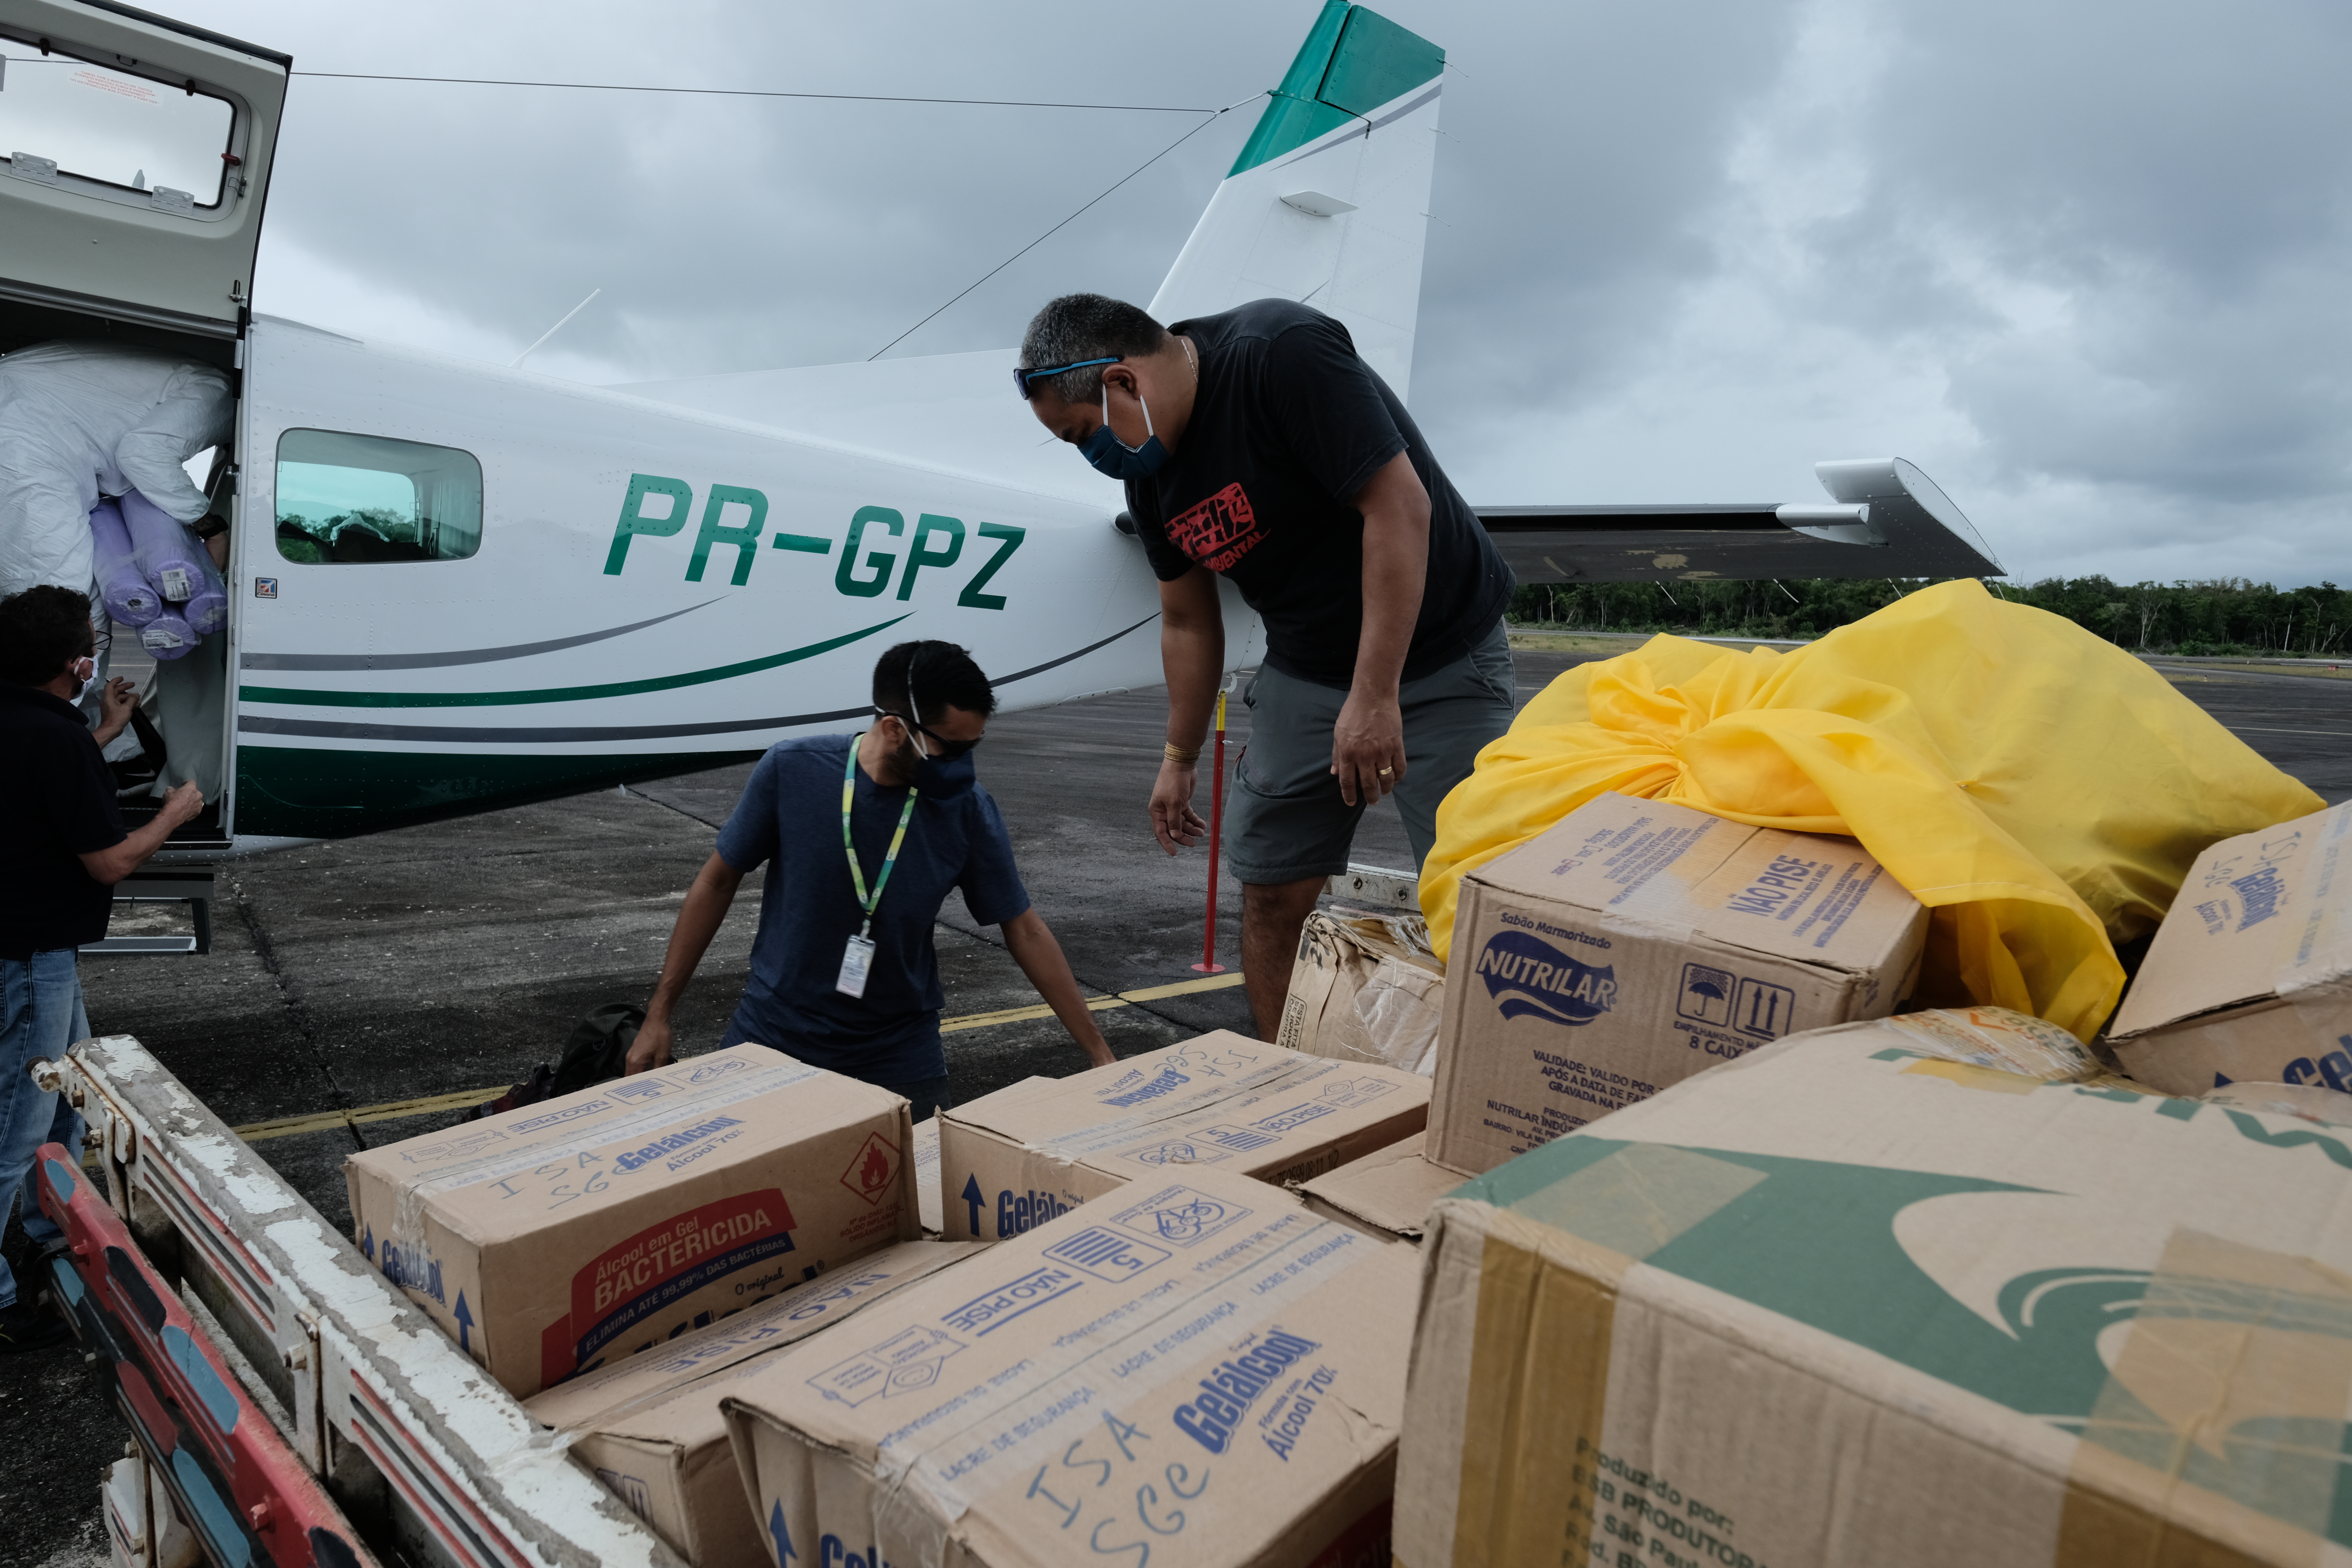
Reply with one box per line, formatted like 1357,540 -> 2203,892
274,430 -> 484,564
0,41 -> 236,207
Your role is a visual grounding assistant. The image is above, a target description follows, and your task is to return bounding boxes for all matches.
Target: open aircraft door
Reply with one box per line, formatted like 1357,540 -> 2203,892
0,0 -> 286,335
2,1 -> 290,940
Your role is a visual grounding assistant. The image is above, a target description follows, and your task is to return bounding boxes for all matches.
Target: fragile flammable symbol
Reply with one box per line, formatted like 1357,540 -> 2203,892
840,1131 -> 900,1205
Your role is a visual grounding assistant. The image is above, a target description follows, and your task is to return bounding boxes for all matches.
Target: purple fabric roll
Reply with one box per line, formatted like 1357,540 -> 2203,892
183,584 -> 227,636
118,486 -> 207,604
87,498 -> 162,626
181,543 -> 227,635
140,610 -> 197,660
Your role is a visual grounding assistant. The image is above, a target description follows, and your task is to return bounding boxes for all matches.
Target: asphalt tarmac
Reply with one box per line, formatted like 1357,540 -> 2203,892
6,642 -> 2351,1566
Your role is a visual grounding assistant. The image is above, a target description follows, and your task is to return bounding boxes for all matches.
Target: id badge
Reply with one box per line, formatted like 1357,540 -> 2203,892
837,933 -> 877,998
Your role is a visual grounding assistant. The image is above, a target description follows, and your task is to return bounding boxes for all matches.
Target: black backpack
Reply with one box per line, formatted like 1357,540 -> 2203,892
456,1002 -> 644,1123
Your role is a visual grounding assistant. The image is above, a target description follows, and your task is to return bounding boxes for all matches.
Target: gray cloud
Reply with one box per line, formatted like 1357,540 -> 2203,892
162,0 -> 2352,585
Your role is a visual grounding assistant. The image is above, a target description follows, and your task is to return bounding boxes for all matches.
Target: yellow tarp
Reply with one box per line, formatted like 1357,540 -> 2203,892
1423,580 -> 2323,1040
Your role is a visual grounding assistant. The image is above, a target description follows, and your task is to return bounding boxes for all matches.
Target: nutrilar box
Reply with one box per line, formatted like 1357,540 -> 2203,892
2109,800 -> 2352,1096
1430,791 -> 1927,1174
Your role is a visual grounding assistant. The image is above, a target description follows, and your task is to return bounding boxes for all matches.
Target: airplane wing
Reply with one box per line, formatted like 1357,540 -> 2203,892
1479,458 -> 2005,583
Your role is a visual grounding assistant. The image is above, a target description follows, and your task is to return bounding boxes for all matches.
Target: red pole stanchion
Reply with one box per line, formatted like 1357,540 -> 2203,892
1191,686 -> 1229,973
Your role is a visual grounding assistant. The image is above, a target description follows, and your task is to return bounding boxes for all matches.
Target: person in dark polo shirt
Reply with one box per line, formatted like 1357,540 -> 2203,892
0,585 -> 201,1351
628,641 -> 1114,1119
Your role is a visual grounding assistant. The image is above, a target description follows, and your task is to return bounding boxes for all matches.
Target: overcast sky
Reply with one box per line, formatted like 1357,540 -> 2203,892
142,0 -> 2352,586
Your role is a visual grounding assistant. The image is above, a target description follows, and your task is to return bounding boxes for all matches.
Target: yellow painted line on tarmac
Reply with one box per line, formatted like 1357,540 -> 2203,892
942,997 -> 1118,1033
1118,973 -> 1249,1002
231,969 -> 1251,1144
231,1087 -> 511,1143
940,970 -> 1248,1033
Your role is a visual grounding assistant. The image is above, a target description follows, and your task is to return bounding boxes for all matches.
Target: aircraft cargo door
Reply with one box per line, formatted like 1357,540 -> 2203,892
0,1 -> 286,335
2,4 -> 288,853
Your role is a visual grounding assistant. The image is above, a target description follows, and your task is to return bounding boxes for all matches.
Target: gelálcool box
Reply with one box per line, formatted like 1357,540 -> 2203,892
938,1033 -> 1427,1241
524,1240 -> 979,1566
723,1168 -> 1421,1568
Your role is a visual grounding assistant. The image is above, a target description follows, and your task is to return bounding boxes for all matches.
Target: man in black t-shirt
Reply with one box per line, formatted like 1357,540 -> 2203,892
0,586 -> 201,1351
1016,294 -> 1517,1038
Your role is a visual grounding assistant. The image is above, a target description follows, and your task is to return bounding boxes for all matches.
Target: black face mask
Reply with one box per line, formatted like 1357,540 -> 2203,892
909,744 -> 978,799
876,701 -> 981,798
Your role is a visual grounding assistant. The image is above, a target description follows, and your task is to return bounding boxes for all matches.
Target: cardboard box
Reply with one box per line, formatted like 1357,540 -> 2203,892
1279,911 -> 1446,1074
939,1033 -> 1429,1241
347,1044 -> 921,1398
1396,1025 -> 2352,1568
1340,955 -> 1446,1076
1429,791 -> 1927,1174
723,1168 -> 1420,1568
2109,801 -> 2352,1096
911,1116 -> 943,1235
2203,1081 -> 2352,1125
1855,1004 -> 2102,1082
524,1241 -> 978,1567
1294,1131 -> 1462,1244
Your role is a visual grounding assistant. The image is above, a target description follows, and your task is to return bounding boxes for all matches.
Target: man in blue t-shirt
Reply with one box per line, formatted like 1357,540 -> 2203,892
627,641 -> 1113,1118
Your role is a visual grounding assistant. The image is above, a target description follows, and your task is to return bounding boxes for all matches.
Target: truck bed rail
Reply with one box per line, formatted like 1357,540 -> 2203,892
36,1137 -> 368,1567
36,1035 -> 682,1568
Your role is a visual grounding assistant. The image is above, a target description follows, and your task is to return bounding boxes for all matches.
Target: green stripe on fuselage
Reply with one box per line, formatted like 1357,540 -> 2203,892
239,614 -> 909,709
235,746 -> 759,839
1227,1 -> 1444,177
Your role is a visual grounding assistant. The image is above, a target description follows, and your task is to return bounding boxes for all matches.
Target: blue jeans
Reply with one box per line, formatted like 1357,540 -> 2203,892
0,951 -> 90,1310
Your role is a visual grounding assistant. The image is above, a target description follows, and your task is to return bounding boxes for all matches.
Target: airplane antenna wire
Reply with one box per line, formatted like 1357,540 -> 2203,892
866,91 -> 1268,362
291,71 -> 1220,114
512,288 -> 602,368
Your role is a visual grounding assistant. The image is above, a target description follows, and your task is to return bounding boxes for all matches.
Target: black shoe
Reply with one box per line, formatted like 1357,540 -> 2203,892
0,1296 -> 69,1354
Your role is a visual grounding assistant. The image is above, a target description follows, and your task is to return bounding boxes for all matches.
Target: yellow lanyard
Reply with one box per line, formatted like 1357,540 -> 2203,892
842,734 -> 918,939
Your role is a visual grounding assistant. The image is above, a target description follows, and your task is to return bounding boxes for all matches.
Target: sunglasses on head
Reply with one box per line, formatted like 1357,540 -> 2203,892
877,707 -> 981,762
1013,356 -> 1121,401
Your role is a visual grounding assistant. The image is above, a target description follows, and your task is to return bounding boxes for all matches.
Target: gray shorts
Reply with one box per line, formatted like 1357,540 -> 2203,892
1225,621 -> 1516,884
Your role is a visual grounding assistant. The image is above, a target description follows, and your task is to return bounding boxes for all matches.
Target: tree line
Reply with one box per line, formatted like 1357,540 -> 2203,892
1508,577 -> 2352,657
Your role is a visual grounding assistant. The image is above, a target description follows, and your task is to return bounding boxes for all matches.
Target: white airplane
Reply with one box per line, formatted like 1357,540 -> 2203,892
0,0 -> 2000,893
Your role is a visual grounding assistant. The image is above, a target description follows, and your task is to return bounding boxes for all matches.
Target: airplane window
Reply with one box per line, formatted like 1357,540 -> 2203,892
274,430 -> 484,564
0,44 -> 235,207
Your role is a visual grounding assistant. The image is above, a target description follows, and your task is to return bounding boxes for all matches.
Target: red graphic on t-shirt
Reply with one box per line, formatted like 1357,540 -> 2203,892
1166,483 -> 1264,573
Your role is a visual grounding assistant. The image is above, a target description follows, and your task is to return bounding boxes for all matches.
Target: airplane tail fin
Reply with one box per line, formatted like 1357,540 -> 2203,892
1149,1 -> 1445,401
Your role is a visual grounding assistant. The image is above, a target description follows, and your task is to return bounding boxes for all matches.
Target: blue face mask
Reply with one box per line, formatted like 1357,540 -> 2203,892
1080,387 -> 1170,480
